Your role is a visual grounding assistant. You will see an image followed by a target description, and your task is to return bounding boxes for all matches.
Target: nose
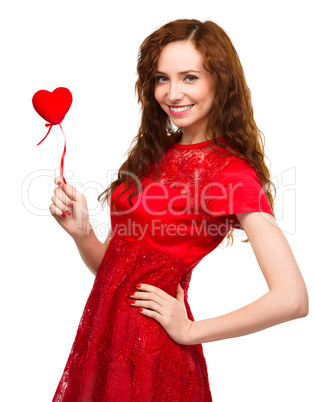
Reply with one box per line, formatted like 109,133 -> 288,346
167,81 -> 183,103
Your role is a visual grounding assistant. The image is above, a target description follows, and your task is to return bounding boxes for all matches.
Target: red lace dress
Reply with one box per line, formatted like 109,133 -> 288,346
52,137 -> 274,401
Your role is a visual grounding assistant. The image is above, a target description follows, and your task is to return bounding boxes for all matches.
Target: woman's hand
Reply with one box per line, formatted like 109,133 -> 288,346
129,283 -> 194,345
49,176 -> 91,239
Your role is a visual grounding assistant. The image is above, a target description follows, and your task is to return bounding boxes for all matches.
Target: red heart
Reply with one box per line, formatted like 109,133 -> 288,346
32,87 -> 72,125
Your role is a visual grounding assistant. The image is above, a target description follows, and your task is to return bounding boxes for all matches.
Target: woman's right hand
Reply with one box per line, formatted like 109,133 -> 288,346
49,177 -> 91,240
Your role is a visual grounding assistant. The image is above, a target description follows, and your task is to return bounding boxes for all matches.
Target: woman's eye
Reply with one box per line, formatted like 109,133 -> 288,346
185,75 -> 198,82
156,76 -> 168,83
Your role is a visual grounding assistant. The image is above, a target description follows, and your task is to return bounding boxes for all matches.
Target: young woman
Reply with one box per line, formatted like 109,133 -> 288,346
50,19 -> 309,401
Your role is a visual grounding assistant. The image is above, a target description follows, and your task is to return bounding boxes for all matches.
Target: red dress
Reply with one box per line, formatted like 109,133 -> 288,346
52,137 -> 274,401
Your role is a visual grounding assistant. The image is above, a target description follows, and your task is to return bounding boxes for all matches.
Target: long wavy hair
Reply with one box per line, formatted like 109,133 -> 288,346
98,19 -> 276,246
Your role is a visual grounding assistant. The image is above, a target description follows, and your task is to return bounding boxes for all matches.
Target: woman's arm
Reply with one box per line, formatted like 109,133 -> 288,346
188,211 -> 309,345
73,227 -> 112,276
50,176 -> 112,276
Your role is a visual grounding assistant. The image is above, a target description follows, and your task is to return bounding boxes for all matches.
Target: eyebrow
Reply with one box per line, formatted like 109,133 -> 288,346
156,70 -> 201,75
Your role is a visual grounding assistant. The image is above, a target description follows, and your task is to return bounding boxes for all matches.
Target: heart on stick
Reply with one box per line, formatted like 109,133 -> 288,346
32,87 -> 72,125
32,87 -> 73,185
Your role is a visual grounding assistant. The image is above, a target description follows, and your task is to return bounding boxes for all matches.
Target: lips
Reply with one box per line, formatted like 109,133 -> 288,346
168,104 -> 194,116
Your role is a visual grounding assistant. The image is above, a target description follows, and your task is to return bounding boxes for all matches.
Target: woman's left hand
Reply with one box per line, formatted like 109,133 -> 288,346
129,283 -> 194,345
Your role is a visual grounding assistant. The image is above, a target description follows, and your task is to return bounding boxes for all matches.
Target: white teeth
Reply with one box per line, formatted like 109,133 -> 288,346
170,105 -> 193,112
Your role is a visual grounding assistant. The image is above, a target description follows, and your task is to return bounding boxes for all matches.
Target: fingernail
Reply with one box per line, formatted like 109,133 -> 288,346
138,308 -> 143,312
135,283 -> 141,288
57,181 -> 62,186
61,213 -> 66,218
68,203 -> 73,208
66,210 -> 71,215
129,292 -> 135,296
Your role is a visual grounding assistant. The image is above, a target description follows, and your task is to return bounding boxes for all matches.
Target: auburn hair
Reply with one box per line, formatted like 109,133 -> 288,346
97,19 -> 276,246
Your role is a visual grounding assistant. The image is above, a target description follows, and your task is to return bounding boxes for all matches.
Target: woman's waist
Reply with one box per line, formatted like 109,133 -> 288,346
97,236 -> 191,290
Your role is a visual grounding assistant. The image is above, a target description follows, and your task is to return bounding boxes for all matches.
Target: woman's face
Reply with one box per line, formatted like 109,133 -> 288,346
154,40 -> 216,138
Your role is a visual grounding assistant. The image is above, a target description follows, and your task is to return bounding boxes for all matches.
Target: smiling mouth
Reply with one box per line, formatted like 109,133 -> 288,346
169,104 -> 194,113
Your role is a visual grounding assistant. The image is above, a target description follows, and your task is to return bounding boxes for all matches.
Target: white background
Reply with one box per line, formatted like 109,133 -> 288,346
1,0 -> 315,401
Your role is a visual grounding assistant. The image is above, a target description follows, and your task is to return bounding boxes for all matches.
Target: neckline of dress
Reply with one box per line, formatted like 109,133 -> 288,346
173,136 -> 225,149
